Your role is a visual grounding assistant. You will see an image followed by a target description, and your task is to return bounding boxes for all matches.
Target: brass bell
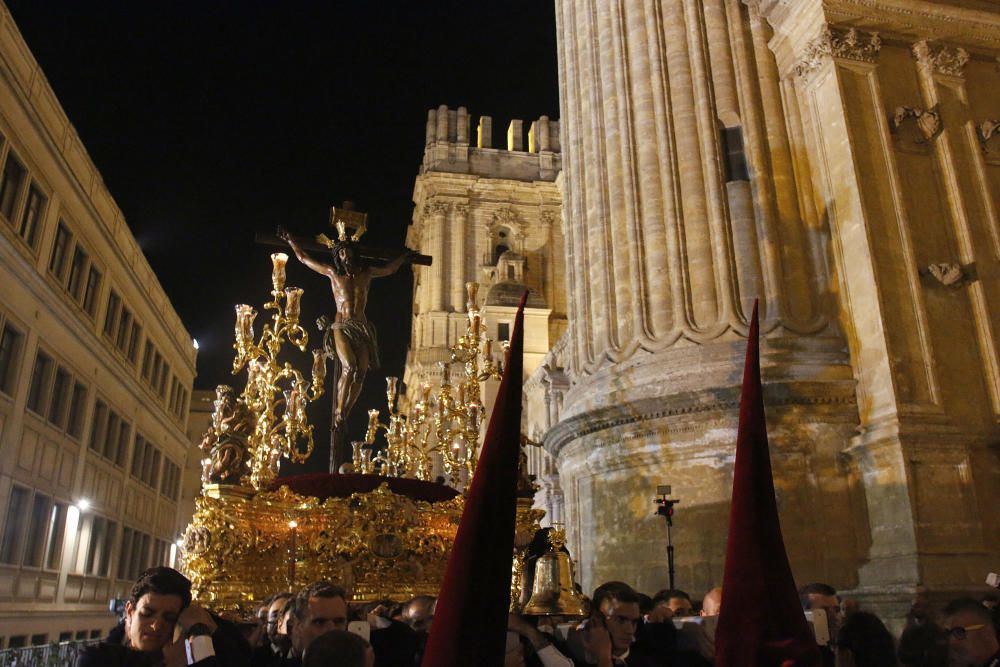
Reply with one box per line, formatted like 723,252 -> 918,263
522,528 -> 587,617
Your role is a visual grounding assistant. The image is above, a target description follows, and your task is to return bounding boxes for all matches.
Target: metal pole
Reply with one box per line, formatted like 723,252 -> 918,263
666,517 -> 675,590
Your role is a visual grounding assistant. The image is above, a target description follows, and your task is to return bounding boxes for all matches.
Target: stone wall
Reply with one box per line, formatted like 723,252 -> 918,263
549,0 -> 1000,621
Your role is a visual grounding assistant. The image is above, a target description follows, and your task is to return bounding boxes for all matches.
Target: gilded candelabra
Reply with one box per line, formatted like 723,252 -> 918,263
353,282 -> 502,486
233,252 -> 326,489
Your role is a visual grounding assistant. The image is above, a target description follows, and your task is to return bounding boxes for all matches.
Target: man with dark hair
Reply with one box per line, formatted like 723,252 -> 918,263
943,597 -> 1000,667
652,589 -> 694,617
570,581 -> 679,666
651,589 -> 714,663
251,592 -> 294,667
290,582 -> 350,661
303,630 -> 374,667
76,566 -> 249,667
799,582 -> 842,667
365,597 -> 422,667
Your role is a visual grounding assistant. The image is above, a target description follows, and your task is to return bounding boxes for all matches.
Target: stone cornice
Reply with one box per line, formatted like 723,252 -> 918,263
543,382 -> 857,457
756,0 -> 1000,80
822,0 -> 1000,51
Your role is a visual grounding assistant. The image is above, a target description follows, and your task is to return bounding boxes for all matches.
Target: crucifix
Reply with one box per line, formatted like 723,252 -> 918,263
261,202 -> 431,473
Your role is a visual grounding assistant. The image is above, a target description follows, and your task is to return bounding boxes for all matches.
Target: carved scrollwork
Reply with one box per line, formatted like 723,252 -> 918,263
178,481 -> 544,612
539,210 -> 557,229
199,385 -> 253,485
980,120 -> 1000,144
920,262 -> 976,288
890,105 -> 942,145
493,207 -> 519,228
912,40 -> 970,77
830,27 -> 882,63
978,120 -> 1000,162
425,201 -> 451,217
794,27 -> 882,78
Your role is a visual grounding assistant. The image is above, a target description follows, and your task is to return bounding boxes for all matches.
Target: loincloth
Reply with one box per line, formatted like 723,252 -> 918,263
321,317 -> 380,369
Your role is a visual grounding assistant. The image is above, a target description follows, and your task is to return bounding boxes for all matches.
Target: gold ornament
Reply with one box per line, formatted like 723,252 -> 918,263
354,282 -> 501,486
180,482 -> 543,612
231,253 -> 325,489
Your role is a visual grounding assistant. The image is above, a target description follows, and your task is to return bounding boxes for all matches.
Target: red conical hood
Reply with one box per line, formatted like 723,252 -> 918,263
421,292 -> 528,667
714,301 -> 821,667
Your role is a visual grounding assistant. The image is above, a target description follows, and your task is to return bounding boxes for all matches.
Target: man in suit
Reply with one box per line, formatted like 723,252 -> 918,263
76,566 -> 249,667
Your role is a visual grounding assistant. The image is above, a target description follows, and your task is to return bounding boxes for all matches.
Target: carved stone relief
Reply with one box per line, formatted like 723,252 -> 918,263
912,40 -> 970,78
889,105 -> 942,153
978,120 -> 1000,163
794,26 -> 882,78
919,262 -> 976,289
425,201 -> 451,217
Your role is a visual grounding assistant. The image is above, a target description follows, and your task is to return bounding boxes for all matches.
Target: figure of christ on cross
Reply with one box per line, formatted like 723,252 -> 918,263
276,226 -> 416,469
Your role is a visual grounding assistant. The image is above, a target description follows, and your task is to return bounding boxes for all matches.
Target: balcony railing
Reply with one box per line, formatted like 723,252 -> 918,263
0,640 -> 100,667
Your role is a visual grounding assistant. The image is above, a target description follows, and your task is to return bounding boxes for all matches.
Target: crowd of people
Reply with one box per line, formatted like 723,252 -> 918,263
75,565 -> 1000,667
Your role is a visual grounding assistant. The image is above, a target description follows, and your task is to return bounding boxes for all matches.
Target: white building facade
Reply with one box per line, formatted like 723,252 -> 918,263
0,4 -> 196,646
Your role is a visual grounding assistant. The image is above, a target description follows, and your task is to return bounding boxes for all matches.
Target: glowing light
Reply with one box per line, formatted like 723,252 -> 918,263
288,520 -> 298,529
75,499 -> 90,511
192,338 -> 200,350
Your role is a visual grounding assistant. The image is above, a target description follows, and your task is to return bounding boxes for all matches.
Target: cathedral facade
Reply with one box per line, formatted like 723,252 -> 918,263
406,0 -> 1000,624
549,0 -> 1000,621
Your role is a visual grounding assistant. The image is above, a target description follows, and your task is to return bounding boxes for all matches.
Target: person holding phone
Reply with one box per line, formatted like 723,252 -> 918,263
567,582 -> 681,667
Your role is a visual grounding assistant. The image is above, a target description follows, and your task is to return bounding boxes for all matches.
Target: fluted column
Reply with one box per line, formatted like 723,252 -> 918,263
451,204 -> 469,311
426,201 -> 448,313
552,0 -> 859,597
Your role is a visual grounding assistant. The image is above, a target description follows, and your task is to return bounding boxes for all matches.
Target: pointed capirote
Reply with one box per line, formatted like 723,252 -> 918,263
421,291 -> 528,667
715,300 -> 821,667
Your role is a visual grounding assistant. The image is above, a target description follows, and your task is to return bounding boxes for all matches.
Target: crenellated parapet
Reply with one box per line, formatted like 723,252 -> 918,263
421,105 -> 561,181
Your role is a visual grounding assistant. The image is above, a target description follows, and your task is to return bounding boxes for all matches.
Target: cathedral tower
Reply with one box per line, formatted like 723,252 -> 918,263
404,105 -> 566,499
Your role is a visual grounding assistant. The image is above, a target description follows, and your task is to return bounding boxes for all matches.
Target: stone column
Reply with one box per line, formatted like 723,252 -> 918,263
451,204 -> 469,311
551,0 -> 857,597
758,1 -> 1000,616
426,201 -> 449,313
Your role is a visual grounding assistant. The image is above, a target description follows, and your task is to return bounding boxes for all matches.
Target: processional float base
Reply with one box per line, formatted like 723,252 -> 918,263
179,473 -> 543,613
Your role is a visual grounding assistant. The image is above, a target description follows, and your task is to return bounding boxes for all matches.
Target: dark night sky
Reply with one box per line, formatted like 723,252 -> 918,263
6,1 -> 559,473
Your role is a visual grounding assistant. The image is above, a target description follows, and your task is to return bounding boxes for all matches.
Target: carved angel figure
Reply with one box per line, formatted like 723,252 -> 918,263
200,385 -> 254,484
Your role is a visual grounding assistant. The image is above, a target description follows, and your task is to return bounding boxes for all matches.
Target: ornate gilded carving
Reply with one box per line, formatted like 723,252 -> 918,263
354,282 -> 500,486
180,482 -> 543,612
912,40 -> 969,77
890,105 -> 942,144
232,254 -> 325,490
795,27 -> 881,78
454,203 -> 469,216
199,385 -> 253,484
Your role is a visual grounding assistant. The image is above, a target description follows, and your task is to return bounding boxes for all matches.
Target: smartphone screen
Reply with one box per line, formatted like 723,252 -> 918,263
347,620 -> 371,643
